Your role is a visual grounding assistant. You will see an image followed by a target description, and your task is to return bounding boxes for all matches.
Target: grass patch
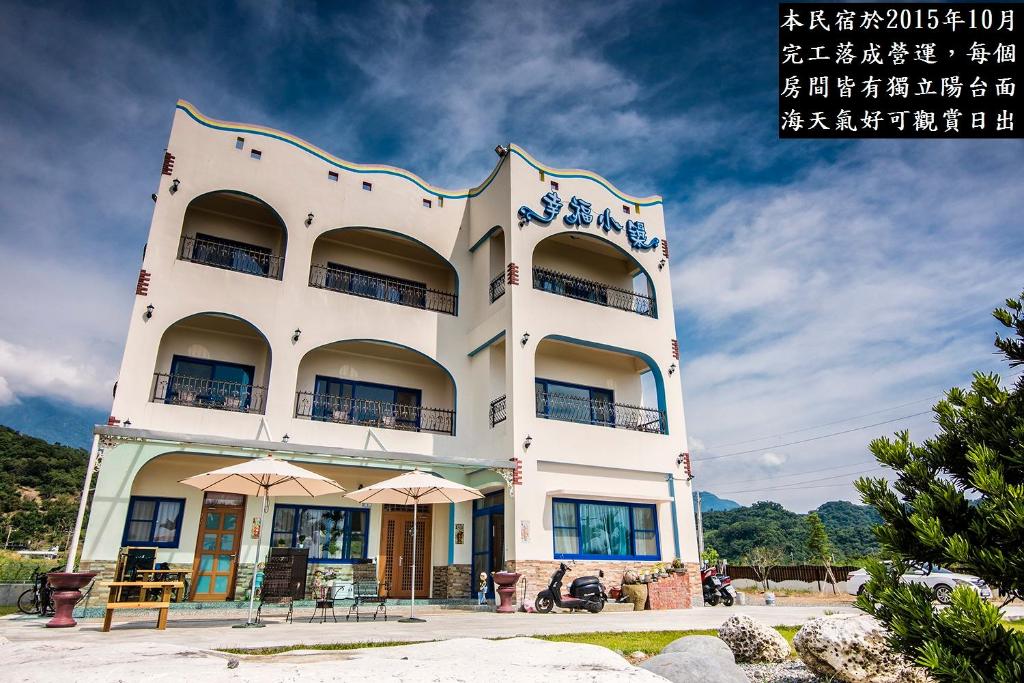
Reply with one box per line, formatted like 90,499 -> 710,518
537,627 -> 801,656
219,627 -> 802,658
219,640 -> 428,656
0,605 -> 20,617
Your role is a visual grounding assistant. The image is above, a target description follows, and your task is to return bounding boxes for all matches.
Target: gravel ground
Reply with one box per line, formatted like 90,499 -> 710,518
739,661 -> 824,683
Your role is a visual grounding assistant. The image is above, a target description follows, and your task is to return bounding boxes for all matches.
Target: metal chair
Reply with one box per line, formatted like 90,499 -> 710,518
346,579 -> 387,622
310,585 -> 336,623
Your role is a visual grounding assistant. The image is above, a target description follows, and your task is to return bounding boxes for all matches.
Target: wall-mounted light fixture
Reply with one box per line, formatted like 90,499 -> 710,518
668,363 -> 676,375
292,328 -> 301,342
676,453 -> 686,466
144,304 -> 154,320
123,419 -> 132,428
151,193 -> 158,202
520,332 -> 530,346
305,212 -> 314,227
524,435 -> 533,450
282,433 -> 290,443
658,259 -> 666,270
494,145 -> 508,158
518,218 -> 528,228
169,179 -> 180,194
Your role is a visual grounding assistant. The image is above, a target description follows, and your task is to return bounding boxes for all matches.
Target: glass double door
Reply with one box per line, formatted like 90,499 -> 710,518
472,505 -> 504,599
190,493 -> 245,601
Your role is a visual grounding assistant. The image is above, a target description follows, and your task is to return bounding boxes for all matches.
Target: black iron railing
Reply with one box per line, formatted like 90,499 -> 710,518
309,264 -> 458,316
295,391 -> 455,436
152,373 -> 267,413
489,395 -> 507,427
489,273 -> 505,303
535,391 -> 666,434
533,266 -> 656,318
178,235 -> 284,279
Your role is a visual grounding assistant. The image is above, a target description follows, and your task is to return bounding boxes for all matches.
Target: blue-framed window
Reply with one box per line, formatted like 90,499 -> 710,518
122,496 -> 186,548
552,498 -> 660,561
313,375 -> 422,428
269,504 -> 369,563
168,355 -> 257,409
535,378 -> 615,426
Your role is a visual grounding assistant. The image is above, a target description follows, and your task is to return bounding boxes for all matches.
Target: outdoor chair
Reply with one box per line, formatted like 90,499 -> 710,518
346,579 -> 387,622
256,596 -> 294,624
309,585 -> 337,623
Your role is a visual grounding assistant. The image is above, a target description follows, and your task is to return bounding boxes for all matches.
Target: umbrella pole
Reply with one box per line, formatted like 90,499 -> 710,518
236,490 -> 268,628
399,499 -> 426,623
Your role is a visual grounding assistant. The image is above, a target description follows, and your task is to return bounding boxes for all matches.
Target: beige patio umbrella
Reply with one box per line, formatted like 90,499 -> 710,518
180,454 -> 347,627
346,469 -> 482,622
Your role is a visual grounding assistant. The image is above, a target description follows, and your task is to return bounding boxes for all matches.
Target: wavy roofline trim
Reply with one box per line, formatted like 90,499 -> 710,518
175,100 -> 662,206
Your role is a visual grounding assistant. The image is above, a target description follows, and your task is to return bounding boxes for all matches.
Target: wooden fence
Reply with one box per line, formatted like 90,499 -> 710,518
724,564 -> 861,584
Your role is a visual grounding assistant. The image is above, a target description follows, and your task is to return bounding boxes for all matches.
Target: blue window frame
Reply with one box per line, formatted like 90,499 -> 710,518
270,504 -> 369,563
313,375 -> 422,429
535,378 -> 615,426
169,355 -> 257,410
122,496 -> 186,548
552,498 -> 660,561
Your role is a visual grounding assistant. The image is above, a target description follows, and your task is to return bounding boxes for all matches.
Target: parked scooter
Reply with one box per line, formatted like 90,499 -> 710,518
701,565 -> 723,606
717,570 -> 736,606
534,562 -> 607,613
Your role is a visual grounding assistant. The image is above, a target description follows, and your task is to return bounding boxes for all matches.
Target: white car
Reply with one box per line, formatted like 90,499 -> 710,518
846,564 -> 992,604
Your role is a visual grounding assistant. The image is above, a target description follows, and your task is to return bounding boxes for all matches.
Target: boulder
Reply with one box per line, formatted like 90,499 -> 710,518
661,635 -> 736,662
717,614 -> 790,663
793,614 -> 931,683
640,651 -> 749,683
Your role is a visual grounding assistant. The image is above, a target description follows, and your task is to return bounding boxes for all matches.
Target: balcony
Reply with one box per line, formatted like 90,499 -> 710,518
179,234 -> 285,279
533,267 -> 655,318
535,390 -> 666,434
309,263 -> 457,315
489,395 -> 507,426
489,273 -> 505,303
295,392 -> 455,435
153,373 -> 267,413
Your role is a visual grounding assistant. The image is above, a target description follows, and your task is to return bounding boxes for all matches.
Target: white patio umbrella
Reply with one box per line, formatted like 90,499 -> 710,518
180,454 -> 346,627
345,469 -> 482,622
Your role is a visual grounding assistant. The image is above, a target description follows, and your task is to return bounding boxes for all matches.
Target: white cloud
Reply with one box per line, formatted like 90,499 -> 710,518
0,376 -> 14,406
0,339 -> 112,408
760,452 -> 786,467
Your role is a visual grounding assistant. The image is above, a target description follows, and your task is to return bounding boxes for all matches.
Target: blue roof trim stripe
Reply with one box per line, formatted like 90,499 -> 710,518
508,147 -> 663,208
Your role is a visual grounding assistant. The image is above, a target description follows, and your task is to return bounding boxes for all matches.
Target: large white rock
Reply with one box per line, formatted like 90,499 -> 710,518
717,614 -> 791,663
661,634 -> 736,662
793,614 -> 931,683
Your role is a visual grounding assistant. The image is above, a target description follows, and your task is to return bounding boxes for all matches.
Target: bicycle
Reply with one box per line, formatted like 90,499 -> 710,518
16,567 -> 61,616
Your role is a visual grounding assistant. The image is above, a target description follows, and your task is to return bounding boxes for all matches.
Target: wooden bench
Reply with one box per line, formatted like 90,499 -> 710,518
132,570 -> 190,602
102,581 -> 184,632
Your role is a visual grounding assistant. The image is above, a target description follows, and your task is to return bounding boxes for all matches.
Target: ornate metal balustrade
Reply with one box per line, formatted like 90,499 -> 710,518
535,391 -> 666,434
489,395 -> 507,427
295,391 -> 455,436
532,266 -> 656,318
178,235 -> 284,279
309,264 -> 458,315
489,273 -> 505,303
152,373 -> 267,414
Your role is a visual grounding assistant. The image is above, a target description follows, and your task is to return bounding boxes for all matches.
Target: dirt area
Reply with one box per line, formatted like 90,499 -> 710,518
738,590 -> 857,606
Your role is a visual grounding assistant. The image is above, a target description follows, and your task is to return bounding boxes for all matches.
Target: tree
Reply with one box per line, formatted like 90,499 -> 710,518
744,545 -> 783,591
855,291 -> 1024,682
805,512 -> 837,592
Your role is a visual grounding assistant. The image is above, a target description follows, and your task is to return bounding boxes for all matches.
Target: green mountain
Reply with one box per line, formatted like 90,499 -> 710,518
0,426 -> 88,549
694,490 -> 742,512
0,396 -> 105,450
701,499 -> 881,564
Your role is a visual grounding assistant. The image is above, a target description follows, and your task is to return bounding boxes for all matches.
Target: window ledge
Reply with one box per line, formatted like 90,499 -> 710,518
546,489 -> 672,503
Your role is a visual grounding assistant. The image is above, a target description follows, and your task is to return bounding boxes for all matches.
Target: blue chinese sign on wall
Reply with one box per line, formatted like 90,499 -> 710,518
518,191 -> 660,251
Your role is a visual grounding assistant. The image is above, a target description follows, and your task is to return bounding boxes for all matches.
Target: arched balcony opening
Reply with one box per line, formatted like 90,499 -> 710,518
294,340 -> 456,435
534,335 -> 667,434
178,191 -> 287,280
484,226 -> 506,303
309,228 -> 459,315
151,313 -> 272,414
532,233 -> 657,318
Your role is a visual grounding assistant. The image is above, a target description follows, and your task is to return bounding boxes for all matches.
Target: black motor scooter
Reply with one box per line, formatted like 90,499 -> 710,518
534,562 -> 607,613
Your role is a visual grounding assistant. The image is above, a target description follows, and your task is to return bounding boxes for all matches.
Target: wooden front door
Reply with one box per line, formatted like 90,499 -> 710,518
190,492 -> 245,601
379,506 -> 431,599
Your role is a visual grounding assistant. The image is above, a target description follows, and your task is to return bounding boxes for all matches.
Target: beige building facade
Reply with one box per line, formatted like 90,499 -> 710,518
79,100 -> 700,606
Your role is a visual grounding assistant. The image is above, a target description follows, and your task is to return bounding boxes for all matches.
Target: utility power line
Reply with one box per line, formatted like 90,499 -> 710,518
711,458 -> 880,487
693,411 -> 932,463
713,466 -> 886,495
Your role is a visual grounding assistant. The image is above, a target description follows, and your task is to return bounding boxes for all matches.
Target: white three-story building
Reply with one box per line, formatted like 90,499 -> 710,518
79,101 -> 701,606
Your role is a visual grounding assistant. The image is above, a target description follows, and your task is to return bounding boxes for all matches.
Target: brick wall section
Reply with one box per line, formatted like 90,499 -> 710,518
431,564 -> 471,599
647,572 -> 688,609
508,560 -> 701,609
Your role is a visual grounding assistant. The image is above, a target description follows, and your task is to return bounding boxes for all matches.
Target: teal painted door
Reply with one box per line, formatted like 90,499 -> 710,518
190,499 -> 244,601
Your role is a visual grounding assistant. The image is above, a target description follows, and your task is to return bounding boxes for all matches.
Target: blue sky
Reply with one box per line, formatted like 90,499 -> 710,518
0,1 -> 1021,510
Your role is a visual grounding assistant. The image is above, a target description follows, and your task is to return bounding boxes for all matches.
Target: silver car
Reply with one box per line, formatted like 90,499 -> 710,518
846,564 -> 993,604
